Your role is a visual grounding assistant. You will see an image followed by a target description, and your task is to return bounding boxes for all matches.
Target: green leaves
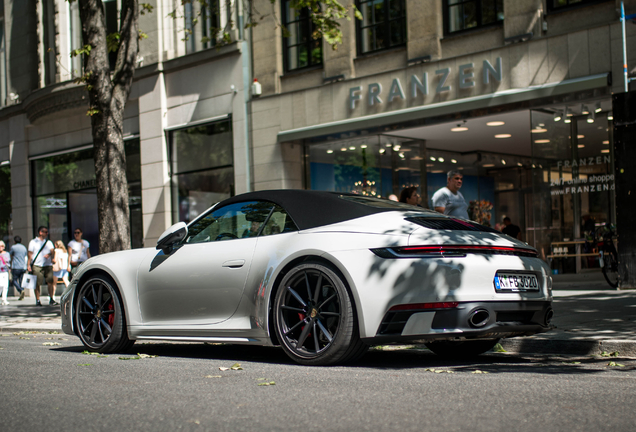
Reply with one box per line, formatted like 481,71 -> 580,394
118,353 -> 158,360
71,44 -> 92,58
600,351 -> 619,357
140,3 -> 154,15
608,361 -> 625,367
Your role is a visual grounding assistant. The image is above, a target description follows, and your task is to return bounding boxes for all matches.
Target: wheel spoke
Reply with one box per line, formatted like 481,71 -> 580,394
313,273 -> 323,304
281,305 -> 304,313
303,271 -> 312,300
286,287 -> 307,308
100,318 -> 112,335
316,319 -> 333,342
89,319 -> 99,344
82,297 -> 95,311
284,319 -> 305,337
318,293 -> 336,309
320,311 -> 340,317
296,318 -> 313,349
313,322 -> 320,353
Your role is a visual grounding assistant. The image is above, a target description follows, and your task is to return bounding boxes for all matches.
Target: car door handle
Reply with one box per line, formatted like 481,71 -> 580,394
222,259 -> 245,268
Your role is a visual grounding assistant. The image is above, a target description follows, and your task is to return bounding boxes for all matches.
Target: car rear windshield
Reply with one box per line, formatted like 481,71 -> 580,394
338,195 -> 436,212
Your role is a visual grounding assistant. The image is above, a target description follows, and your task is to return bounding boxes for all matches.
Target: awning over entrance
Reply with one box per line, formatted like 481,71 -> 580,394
277,73 -> 611,143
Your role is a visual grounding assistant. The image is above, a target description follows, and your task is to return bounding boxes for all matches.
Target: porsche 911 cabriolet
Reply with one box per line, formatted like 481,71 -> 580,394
61,190 -> 553,365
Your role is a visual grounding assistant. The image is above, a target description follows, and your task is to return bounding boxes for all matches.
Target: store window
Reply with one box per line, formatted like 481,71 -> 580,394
547,0 -> 612,13
0,0 -> 6,106
356,0 -> 406,55
170,119 -> 234,224
282,0 -> 322,72
43,0 -> 56,85
443,0 -> 504,35
68,0 -> 83,76
31,139 -> 143,254
529,106 -> 614,273
185,0 -> 220,54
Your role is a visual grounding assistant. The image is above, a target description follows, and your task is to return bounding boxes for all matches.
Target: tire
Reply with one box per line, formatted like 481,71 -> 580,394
273,263 -> 365,365
601,250 -> 620,289
425,339 -> 500,359
75,275 -> 134,353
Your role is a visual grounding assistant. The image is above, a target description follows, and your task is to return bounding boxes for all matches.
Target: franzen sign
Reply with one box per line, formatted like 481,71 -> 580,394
348,58 -> 503,110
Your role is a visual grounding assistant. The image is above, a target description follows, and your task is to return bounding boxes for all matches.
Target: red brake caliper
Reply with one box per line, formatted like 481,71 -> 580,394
107,301 -> 115,327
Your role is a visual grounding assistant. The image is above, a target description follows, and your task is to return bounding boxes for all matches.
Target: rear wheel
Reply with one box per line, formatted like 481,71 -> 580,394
273,263 -> 366,365
601,250 -> 620,289
425,339 -> 500,359
75,275 -> 134,353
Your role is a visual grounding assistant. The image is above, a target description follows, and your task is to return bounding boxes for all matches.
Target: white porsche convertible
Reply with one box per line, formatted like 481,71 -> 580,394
61,190 -> 553,365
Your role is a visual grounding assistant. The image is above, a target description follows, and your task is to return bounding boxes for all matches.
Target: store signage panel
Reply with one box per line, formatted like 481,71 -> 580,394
348,58 -> 503,110
550,155 -> 614,196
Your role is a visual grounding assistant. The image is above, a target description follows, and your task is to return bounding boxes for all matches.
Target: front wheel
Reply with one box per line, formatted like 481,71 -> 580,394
601,250 -> 620,289
273,263 -> 367,365
75,275 -> 134,353
425,339 -> 500,359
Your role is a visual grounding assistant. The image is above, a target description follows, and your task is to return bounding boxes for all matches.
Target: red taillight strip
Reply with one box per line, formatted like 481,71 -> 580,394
400,244 -> 538,257
389,302 -> 459,312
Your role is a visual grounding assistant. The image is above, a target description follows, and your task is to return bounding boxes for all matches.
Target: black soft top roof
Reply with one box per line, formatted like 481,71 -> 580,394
217,190 -> 433,230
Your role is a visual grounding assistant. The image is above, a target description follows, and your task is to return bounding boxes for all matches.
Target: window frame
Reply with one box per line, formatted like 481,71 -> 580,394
281,0 -> 323,73
545,0 -> 613,13
443,0 -> 504,36
355,0 -> 407,56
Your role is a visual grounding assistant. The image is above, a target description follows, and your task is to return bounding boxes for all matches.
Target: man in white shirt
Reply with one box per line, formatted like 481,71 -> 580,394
27,226 -> 56,307
68,228 -> 91,275
431,170 -> 469,219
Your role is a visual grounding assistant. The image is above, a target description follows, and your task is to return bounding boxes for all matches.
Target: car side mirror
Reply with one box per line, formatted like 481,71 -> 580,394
156,222 -> 188,254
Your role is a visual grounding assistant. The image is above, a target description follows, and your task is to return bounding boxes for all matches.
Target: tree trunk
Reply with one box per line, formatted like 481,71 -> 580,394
78,0 -> 139,254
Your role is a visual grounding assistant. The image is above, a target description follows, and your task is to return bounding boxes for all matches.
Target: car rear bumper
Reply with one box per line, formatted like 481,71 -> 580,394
364,300 -> 553,344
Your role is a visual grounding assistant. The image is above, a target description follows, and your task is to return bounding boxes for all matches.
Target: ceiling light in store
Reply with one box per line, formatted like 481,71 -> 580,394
603,140 -> 609,144
578,144 -> 585,148
601,149 -> 610,153
531,127 -> 547,133
399,153 -> 405,159
451,159 -> 457,164
564,116 -> 571,124
431,170 -> 445,173
501,159 -> 506,165
438,157 -> 445,162
577,135 -> 584,139
566,107 -> 573,117
483,164 -> 495,167
581,105 -> 590,115
495,134 -> 511,138
379,149 -> 386,154
386,143 -> 392,147
517,162 -> 523,167
532,164 -> 536,168
587,112 -> 595,123
393,145 -> 401,151
487,121 -> 505,126
608,112 -> 614,120
595,102 -> 602,113
341,148 -> 347,151
554,112 -> 562,122
430,157 -> 436,161
361,145 -> 367,149
327,149 -> 334,154
535,139 -> 550,143
451,124 -> 468,132
412,156 -> 423,160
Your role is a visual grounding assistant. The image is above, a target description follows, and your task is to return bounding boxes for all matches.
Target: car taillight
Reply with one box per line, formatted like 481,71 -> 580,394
371,244 -> 538,258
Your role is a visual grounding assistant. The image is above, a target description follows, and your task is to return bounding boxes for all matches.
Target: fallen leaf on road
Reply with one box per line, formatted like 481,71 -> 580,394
19,337 -> 29,339
257,381 -> 276,386
219,367 -> 230,371
471,370 -> 489,374
492,343 -> 507,353
608,361 -> 625,367
137,353 -> 158,359
204,375 -> 222,378
118,356 -> 139,360
601,351 -> 619,357
42,342 -> 61,346
230,363 -> 243,370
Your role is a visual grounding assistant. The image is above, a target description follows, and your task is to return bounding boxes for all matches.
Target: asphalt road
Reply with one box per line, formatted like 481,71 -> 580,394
1,332 -> 636,432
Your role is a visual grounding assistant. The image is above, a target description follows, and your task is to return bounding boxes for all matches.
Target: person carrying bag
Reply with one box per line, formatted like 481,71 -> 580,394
22,237 -> 48,293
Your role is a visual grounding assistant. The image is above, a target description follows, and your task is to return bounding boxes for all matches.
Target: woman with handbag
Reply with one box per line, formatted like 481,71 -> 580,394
0,240 -> 11,306
53,240 -> 69,289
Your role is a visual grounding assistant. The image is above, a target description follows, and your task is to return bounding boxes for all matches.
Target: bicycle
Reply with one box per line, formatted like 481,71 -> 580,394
597,224 -> 620,289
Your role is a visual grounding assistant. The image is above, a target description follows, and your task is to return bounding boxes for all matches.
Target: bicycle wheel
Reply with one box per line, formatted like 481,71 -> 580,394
601,250 -> 620,289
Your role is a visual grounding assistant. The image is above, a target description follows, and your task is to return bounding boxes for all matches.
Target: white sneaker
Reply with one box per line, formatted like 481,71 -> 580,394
0,300 -> 8,306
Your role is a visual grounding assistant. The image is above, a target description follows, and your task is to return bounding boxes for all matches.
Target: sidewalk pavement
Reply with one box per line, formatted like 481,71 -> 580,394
1,271 -> 635,356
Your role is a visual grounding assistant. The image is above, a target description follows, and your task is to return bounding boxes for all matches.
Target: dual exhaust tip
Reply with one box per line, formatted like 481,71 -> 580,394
468,307 -> 554,328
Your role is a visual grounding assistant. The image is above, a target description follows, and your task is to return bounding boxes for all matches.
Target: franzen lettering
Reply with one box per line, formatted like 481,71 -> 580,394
347,57 -> 503,109
556,155 -> 611,169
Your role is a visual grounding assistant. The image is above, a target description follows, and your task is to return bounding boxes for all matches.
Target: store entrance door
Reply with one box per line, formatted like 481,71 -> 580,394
68,190 -> 98,258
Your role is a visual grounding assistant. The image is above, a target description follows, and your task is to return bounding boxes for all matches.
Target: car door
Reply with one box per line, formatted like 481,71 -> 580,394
137,201 -> 275,325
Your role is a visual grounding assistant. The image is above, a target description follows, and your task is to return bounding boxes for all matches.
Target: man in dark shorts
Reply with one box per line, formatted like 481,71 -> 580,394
27,226 -> 56,306
502,217 -> 521,240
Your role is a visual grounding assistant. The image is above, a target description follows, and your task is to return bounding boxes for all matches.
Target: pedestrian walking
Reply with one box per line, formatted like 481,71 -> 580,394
0,240 -> 11,306
502,217 -> 522,240
53,240 -> 70,289
431,170 -> 469,219
10,236 -> 28,300
27,226 -> 56,307
67,228 -> 91,275
399,187 -> 422,206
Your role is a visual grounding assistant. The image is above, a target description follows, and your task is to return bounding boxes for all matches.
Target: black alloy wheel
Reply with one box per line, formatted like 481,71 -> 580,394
273,263 -> 367,365
76,275 -> 133,353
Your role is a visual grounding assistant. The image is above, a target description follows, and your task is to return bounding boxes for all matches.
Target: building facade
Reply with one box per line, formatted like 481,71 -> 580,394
251,0 -> 636,274
0,0 -> 635,279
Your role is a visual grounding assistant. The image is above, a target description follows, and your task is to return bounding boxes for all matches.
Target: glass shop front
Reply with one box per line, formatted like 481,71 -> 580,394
304,100 -> 615,274
31,139 -> 143,254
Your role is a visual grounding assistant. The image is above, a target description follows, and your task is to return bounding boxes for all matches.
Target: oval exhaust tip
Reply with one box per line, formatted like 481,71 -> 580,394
545,308 -> 554,325
469,309 -> 490,328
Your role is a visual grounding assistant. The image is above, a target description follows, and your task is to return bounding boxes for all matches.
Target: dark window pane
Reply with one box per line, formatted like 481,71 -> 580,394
390,19 -> 405,46
298,44 -> 309,68
448,4 -> 462,32
375,23 -> 386,49
373,0 -> 386,23
463,2 -> 477,29
311,41 -> 322,64
171,121 -> 233,174
389,0 -> 403,19
482,0 -> 496,24
288,45 -> 298,70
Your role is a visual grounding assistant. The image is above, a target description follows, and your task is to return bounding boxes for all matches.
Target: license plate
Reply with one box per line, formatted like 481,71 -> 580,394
494,272 -> 540,292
